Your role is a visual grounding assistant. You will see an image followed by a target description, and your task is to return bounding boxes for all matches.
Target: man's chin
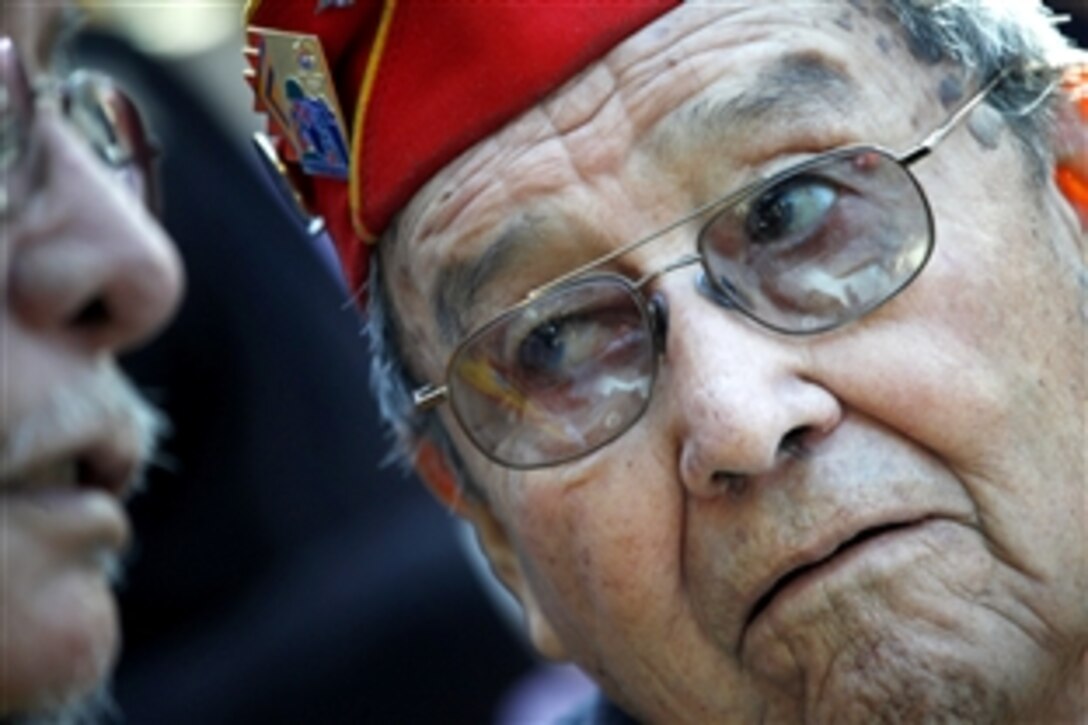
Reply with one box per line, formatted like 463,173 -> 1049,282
0,549 -> 125,723
0,684 -> 118,725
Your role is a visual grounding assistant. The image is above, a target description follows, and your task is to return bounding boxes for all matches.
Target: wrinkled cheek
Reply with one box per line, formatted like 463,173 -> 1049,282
509,469 -> 683,654
778,631 -> 1015,725
742,523 -> 1062,723
511,487 -> 624,626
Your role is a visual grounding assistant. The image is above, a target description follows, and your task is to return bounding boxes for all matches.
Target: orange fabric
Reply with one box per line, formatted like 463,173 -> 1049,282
1056,165 -> 1088,218
1060,65 -> 1088,120
415,439 -> 464,512
1057,65 -> 1088,225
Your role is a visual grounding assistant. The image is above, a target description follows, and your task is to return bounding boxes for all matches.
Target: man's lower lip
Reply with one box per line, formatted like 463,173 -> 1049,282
0,486 -> 130,548
745,520 -> 931,636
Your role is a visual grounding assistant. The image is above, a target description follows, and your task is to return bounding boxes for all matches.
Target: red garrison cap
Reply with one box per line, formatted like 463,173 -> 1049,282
245,0 -> 677,292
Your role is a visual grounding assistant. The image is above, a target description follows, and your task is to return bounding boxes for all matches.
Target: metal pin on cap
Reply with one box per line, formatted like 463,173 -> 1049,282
315,0 -> 355,13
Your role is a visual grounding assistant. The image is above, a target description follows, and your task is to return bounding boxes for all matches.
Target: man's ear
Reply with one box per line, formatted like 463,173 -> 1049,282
414,437 -> 469,514
413,438 -> 570,661
1054,66 -> 1088,230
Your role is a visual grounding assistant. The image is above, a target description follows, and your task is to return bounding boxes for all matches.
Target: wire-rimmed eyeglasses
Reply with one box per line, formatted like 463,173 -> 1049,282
411,70 -> 1016,470
0,35 -> 159,220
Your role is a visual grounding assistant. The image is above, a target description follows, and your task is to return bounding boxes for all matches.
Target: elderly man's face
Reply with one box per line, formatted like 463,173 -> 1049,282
0,0 -> 182,717
387,3 -> 1086,722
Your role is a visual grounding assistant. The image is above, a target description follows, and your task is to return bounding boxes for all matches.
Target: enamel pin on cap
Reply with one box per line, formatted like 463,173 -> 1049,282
245,27 -> 350,180
315,0 -> 355,12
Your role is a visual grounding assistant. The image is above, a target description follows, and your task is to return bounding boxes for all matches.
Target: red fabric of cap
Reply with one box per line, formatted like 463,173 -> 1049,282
247,0 -> 677,293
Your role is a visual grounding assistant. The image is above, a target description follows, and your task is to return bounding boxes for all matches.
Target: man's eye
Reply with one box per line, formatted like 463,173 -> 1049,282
514,311 -> 613,383
745,177 -> 837,246
501,297 -> 645,394
517,319 -> 568,375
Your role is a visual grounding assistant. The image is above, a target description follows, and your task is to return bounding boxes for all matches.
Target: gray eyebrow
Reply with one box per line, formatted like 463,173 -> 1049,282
430,52 -> 856,344
673,52 -> 856,141
432,213 -> 546,343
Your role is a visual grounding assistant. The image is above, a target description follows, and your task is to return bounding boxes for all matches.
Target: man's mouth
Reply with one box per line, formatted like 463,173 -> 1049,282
2,444 -> 137,500
744,519 -> 928,632
0,448 -> 138,561
0,439 -> 141,555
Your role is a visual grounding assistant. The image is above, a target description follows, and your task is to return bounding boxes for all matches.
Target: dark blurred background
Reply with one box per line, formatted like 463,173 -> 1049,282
1050,0 -> 1087,43
75,4 -> 537,722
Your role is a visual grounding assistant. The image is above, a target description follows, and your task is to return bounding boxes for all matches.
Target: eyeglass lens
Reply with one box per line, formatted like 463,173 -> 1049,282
0,37 -> 158,218
444,146 -> 935,469
699,147 -> 933,334
448,275 -> 657,468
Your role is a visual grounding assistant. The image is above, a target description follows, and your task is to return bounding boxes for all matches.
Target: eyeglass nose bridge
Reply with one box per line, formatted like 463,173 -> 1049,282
632,251 -> 703,290
629,251 -> 746,362
633,250 -> 743,335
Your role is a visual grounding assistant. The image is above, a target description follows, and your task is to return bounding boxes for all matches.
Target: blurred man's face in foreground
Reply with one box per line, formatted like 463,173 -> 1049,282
1,1 -> 182,718
387,4 -> 1087,722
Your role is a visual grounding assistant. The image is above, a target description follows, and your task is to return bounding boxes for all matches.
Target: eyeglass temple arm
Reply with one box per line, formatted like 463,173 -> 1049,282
537,72 -> 1017,296
414,383 -> 448,412
899,69 -> 1012,167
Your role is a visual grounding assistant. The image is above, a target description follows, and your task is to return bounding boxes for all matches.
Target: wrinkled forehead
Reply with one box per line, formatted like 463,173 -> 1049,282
1,0 -> 72,75
393,2 -> 928,256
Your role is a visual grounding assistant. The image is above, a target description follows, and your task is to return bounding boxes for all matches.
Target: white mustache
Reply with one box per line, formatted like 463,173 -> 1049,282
0,359 -> 167,487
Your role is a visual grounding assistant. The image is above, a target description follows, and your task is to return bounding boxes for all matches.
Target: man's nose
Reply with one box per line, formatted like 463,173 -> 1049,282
7,116 -> 183,353
658,281 -> 842,497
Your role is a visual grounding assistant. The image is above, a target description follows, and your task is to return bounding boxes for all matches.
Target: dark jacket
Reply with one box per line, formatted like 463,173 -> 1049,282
76,30 -> 533,725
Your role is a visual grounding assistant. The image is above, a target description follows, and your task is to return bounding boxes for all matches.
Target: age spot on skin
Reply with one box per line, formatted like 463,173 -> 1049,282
967,107 -> 1004,151
938,74 -> 965,110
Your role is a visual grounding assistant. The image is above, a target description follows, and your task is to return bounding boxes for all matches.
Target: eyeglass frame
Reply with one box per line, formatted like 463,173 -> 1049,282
410,67 -> 1042,469
0,34 -> 160,221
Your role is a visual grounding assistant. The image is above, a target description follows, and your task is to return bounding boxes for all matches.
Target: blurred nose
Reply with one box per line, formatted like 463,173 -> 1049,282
659,280 -> 842,498
6,115 -> 183,353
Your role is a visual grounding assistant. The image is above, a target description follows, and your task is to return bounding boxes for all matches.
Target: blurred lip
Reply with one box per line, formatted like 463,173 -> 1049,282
0,438 -> 139,550
0,436 -> 140,501
3,485 -> 131,547
741,514 -> 939,642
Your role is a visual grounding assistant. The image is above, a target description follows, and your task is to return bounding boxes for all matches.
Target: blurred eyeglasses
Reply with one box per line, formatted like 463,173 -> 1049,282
412,70 -> 1020,470
0,35 -> 159,220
